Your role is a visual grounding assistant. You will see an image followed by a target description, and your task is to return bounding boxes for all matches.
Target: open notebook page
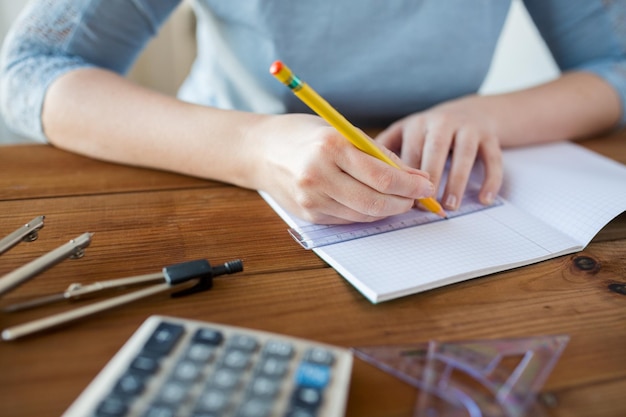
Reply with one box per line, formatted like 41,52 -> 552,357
260,141 -> 626,303
310,201 -> 579,302
499,142 -> 626,246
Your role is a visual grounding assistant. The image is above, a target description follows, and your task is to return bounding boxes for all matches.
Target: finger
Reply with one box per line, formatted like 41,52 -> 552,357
441,128 -> 480,211
379,145 -> 430,180
375,119 -> 431,179
325,168 -> 422,219
396,118 -> 427,169
376,118 -> 429,169
289,184 -> 390,225
375,122 -> 404,154
352,126 -> 414,174
335,146 -> 435,200
420,123 -> 455,196
305,200 -> 388,224
477,137 -> 503,205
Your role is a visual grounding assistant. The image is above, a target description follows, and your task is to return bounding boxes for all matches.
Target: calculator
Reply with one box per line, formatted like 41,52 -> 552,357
62,315 -> 353,417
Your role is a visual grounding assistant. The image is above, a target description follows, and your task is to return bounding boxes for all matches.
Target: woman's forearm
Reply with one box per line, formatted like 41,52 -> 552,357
42,67 -> 267,188
481,71 -> 622,147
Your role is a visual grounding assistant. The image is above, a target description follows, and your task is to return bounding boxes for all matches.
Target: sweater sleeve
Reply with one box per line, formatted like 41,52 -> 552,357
524,0 -> 626,125
0,0 -> 180,143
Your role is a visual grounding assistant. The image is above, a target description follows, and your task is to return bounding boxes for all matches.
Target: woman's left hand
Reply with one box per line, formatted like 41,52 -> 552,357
376,94 -> 503,211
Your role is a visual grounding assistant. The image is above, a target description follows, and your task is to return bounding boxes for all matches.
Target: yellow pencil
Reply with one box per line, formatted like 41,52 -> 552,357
269,60 -> 447,218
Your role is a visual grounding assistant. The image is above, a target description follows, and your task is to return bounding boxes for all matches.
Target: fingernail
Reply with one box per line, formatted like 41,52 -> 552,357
445,194 -> 458,210
482,192 -> 494,205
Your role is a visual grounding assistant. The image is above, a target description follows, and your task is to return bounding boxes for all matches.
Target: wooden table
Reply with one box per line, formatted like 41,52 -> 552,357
0,130 -> 624,417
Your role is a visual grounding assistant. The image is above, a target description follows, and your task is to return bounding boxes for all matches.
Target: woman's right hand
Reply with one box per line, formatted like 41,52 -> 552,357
247,113 -> 436,224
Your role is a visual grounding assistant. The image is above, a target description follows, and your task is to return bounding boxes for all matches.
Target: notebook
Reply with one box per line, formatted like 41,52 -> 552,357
260,141 -> 626,303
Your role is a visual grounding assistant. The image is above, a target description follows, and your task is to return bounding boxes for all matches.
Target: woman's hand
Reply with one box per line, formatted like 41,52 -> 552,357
249,114 -> 436,224
376,95 -> 503,211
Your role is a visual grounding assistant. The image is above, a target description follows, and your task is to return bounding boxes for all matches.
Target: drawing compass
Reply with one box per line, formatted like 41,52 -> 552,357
0,231 -> 93,297
0,215 -> 46,255
2,258 -> 244,341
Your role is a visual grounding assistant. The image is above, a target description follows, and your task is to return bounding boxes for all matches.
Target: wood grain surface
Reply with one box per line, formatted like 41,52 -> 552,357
0,129 -> 624,417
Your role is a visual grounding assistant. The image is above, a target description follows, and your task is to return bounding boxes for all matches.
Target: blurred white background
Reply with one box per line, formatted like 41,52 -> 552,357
0,0 -> 559,145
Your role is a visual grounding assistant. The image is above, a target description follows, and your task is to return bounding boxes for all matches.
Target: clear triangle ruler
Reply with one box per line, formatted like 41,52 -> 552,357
352,335 -> 569,417
289,188 -> 502,249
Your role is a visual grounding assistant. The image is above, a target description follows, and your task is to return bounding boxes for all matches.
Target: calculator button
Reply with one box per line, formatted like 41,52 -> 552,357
303,348 -> 335,366
194,389 -> 230,413
143,404 -> 176,417
143,322 -> 185,356
247,376 -> 281,399
235,397 -> 272,417
186,343 -> 215,363
95,396 -> 127,417
262,340 -> 294,359
130,355 -> 160,375
256,357 -> 289,379
221,349 -> 252,370
193,328 -> 223,346
294,363 -> 330,389
210,368 -> 241,391
290,386 -> 323,410
113,372 -> 146,397
227,334 -> 259,352
156,380 -> 188,405
171,360 -> 201,382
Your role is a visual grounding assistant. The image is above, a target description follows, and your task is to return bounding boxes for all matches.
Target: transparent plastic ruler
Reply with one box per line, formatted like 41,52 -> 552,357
289,189 -> 502,249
